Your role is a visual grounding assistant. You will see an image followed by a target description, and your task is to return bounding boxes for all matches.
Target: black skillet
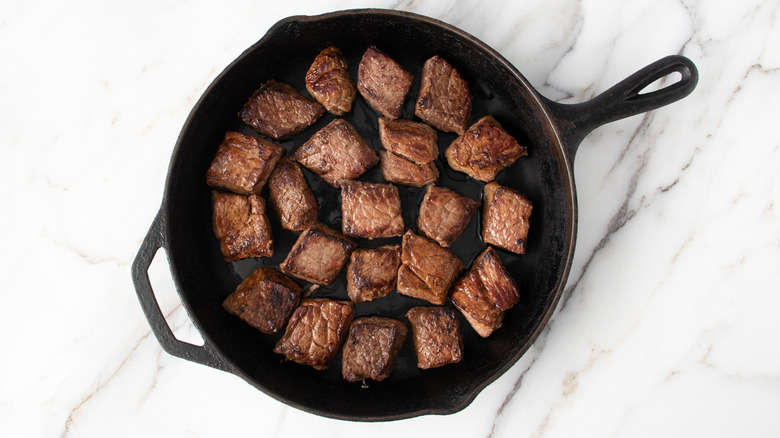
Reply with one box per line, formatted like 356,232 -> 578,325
132,9 -> 697,421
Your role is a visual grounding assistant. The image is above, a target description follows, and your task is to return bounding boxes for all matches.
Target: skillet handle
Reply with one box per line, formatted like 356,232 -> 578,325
545,55 -> 698,158
132,210 -> 231,372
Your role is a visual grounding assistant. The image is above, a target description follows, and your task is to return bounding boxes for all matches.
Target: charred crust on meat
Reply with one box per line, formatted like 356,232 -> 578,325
340,180 -> 404,239
342,316 -> 407,382
211,190 -> 273,261
305,46 -> 357,116
414,55 -> 472,134
239,80 -> 325,140
222,267 -> 302,334
279,223 -> 356,285
417,185 -> 480,247
357,47 -> 414,119
482,182 -> 533,254
406,306 -> 463,369
445,115 -> 527,182
273,298 -> 355,370
206,131 -> 284,195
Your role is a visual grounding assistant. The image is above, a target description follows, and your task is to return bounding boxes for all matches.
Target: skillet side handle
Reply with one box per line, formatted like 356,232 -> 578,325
546,55 -> 698,158
132,210 -> 231,372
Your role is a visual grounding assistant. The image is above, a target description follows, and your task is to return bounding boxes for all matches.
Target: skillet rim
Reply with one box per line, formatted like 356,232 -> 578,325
159,8 -> 578,421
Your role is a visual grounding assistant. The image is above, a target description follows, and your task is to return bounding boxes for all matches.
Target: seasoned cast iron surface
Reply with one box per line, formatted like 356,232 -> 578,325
163,11 -> 572,419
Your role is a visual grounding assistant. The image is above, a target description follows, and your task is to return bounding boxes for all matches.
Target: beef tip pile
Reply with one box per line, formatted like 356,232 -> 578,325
204,45 -> 534,382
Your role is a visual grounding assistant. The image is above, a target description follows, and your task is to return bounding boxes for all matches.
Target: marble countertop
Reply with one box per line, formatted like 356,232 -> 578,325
2,0 -> 779,436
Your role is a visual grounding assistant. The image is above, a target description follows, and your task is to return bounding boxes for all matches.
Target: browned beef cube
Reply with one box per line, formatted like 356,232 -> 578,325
378,118 -> 438,164
206,132 -> 284,195
482,182 -> 533,254
450,270 -> 503,338
445,115 -> 527,182
397,230 -> 463,305
379,150 -> 439,187
450,247 -> 520,337
406,306 -> 463,369
239,80 -> 325,140
222,267 -> 301,334
414,56 -> 472,135
342,316 -> 407,382
290,119 -> 378,188
341,181 -> 404,239
274,298 -> 355,370
305,46 -> 356,116
357,47 -> 414,119
268,157 -> 318,231
346,245 -> 401,303
417,185 -> 480,247
280,223 -> 356,285
212,191 -> 273,261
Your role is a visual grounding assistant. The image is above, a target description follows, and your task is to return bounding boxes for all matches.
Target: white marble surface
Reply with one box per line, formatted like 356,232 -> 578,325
1,0 -> 779,436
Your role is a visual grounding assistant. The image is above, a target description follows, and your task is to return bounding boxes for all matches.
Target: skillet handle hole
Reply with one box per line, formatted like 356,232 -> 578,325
148,248 -> 205,347
637,70 -> 683,95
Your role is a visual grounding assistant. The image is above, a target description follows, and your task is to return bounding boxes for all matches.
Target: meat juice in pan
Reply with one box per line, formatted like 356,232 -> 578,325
217,44 -> 541,383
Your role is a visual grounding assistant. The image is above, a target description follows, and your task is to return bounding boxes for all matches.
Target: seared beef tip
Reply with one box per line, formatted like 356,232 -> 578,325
378,118 -> 438,164
342,316 -> 407,382
482,182 -> 533,254
212,191 -> 273,261
406,306 -> 463,369
379,150 -> 439,187
239,80 -> 325,140
397,230 -> 463,305
450,270 -> 503,338
280,223 -> 356,285
268,157 -> 318,231
222,267 -> 301,334
347,244 -> 401,303
415,56 -> 471,135
450,247 -> 520,337
445,115 -> 527,182
341,180 -> 404,239
305,46 -> 356,116
357,47 -> 414,119
417,185 -> 480,247
290,119 -> 378,188
274,298 -> 355,370
206,131 -> 284,195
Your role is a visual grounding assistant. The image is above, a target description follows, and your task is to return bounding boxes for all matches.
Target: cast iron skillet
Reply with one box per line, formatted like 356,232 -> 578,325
132,9 -> 697,421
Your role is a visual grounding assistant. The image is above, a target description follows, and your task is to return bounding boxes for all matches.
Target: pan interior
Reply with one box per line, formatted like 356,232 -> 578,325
163,10 -> 574,420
